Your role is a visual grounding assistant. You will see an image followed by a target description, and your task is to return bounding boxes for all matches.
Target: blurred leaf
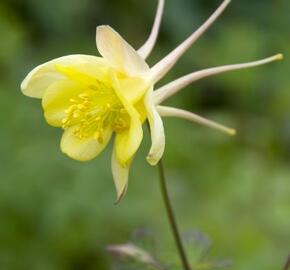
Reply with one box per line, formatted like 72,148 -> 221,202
107,243 -> 165,270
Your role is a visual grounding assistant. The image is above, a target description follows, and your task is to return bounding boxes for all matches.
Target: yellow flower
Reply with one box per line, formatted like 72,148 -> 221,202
21,0 -> 282,202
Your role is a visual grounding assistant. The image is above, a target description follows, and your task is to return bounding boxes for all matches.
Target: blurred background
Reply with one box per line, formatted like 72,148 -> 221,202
0,0 -> 289,269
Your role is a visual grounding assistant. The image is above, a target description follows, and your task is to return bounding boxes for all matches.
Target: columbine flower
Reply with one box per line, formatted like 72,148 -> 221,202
21,0 -> 282,201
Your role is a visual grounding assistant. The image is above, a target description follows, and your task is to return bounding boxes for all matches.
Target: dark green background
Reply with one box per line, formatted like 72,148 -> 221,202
0,0 -> 289,269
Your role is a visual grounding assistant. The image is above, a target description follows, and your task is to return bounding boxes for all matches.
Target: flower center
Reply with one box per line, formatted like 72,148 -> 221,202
61,80 -> 129,142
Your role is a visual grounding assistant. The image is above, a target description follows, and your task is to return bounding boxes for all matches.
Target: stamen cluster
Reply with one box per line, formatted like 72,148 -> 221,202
62,81 -> 128,142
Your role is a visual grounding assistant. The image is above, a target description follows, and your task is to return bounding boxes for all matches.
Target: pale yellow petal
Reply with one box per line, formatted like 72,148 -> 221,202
115,115 -> 143,166
118,76 -> 149,103
110,71 -> 143,165
21,55 -> 107,98
96,25 -> 150,76
111,145 -> 132,203
42,80 -> 84,127
145,89 -> 165,165
54,62 -> 109,86
60,126 -> 112,161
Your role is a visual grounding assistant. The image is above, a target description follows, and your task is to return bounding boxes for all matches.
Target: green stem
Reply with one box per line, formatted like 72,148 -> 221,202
157,159 -> 191,270
284,255 -> 290,270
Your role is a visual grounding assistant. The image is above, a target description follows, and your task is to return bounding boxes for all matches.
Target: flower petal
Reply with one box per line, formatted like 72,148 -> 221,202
145,89 -> 165,165
110,70 -> 144,165
96,25 -> 150,77
114,115 -> 143,166
118,76 -> 149,103
111,145 -> 132,203
61,126 -> 112,161
21,55 -> 106,98
42,80 -> 84,127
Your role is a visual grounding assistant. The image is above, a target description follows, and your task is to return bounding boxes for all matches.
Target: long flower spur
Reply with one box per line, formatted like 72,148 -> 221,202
21,0 -> 283,202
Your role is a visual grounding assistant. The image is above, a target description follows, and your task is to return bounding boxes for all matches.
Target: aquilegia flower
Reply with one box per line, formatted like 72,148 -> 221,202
21,0 -> 282,201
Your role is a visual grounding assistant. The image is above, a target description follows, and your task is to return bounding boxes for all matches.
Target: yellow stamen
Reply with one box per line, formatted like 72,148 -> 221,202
61,78 -> 129,139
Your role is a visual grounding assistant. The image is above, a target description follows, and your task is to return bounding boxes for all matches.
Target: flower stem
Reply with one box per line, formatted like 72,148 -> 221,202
157,159 -> 191,270
284,255 -> 290,270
